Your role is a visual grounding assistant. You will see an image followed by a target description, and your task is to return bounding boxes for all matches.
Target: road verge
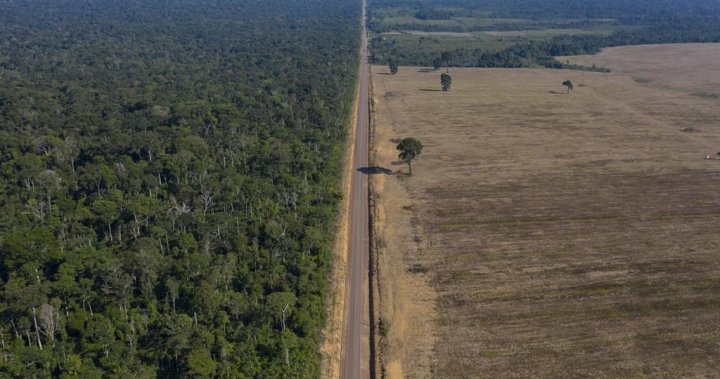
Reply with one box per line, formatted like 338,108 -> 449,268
319,41 -> 361,379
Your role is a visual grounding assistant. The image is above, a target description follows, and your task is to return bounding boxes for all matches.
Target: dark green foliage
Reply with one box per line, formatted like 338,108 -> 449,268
441,73 -> 453,92
389,59 -> 399,75
369,0 -> 720,69
432,59 -> 442,71
414,8 -> 454,20
441,51 -> 453,72
396,138 -> 423,175
0,0 -> 359,376
372,0 -> 720,29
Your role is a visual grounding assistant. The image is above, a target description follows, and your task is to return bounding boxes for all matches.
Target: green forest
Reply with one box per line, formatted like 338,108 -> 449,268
369,0 -> 720,68
0,0 -> 359,377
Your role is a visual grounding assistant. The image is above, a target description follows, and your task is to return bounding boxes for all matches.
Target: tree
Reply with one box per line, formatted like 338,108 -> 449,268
432,58 -> 442,71
186,349 -> 218,377
563,80 -> 574,93
396,137 -> 423,175
388,59 -> 398,75
38,304 -> 58,343
441,73 -> 452,91
440,51 -> 452,72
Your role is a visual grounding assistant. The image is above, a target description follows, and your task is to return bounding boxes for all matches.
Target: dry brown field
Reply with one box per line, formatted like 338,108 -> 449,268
561,43 -> 720,96
370,44 -> 720,378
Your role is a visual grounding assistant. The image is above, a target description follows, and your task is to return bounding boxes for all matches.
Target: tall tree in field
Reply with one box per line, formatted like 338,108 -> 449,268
396,137 -> 423,175
441,73 -> 452,91
389,59 -> 398,75
563,80 -> 574,93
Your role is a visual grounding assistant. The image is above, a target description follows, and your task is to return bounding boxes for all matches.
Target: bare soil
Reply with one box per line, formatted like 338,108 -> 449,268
484,31 -> 529,37
403,31 -> 474,37
370,52 -> 720,378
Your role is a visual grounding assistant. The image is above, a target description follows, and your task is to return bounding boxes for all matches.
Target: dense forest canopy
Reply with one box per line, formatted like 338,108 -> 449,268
0,0 -> 359,377
369,0 -> 720,68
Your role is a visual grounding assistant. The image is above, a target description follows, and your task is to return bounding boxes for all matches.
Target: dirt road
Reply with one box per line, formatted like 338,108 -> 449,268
340,0 -> 370,377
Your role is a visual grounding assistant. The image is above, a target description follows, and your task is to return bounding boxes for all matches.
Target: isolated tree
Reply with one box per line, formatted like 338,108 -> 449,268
396,137 -> 423,175
441,73 -> 452,91
562,80 -> 574,93
388,59 -> 398,75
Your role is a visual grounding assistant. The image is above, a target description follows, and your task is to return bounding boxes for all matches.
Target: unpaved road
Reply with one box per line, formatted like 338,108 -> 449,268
340,0 -> 370,378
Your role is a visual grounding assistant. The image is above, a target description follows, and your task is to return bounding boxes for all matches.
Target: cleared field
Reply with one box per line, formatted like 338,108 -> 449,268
370,55 -> 720,378
378,15 -> 530,29
401,31 -> 475,37
561,43 -> 720,96
484,28 -> 614,38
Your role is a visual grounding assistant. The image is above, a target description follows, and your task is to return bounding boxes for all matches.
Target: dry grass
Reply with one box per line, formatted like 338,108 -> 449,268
560,43 -> 720,96
371,50 -> 720,378
370,97 -> 439,379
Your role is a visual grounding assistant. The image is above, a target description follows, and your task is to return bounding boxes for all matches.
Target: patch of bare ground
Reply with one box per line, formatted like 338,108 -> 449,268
560,43 -> 720,97
403,30 -> 474,37
371,59 -> 720,378
484,31 -> 529,37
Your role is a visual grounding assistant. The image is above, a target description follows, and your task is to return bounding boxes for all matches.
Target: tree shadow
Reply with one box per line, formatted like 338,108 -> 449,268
420,88 -> 442,92
417,68 -> 437,73
358,166 -> 393,175
548,91 -> 566,95
377,72 -> 393,75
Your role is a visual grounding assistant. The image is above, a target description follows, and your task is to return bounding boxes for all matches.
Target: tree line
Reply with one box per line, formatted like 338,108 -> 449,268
370,0 -> 720,69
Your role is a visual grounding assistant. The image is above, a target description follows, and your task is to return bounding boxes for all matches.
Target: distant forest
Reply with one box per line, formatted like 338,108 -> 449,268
0,0 -> 359,377
369,0 -> 720,68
